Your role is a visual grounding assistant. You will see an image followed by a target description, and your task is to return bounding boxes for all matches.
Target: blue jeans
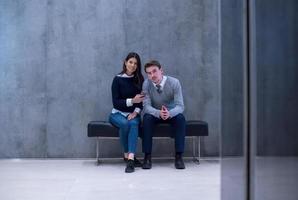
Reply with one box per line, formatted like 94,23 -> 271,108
109,113 -> 140,154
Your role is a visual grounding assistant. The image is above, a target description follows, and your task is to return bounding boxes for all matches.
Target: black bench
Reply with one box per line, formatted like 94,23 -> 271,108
88,120 -> 208,165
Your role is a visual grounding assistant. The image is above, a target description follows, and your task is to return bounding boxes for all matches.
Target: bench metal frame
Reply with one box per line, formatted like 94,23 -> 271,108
95,136 -> 201,165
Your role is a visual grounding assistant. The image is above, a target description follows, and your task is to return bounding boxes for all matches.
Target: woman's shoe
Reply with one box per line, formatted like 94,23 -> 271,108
124,157 -> 142,168
125,159 -> 135,173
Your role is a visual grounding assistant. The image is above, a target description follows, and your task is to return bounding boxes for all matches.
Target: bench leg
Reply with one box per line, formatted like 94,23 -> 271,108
198,137 -> 201,163
192,136 -> 200,164
96,137 -> 100,165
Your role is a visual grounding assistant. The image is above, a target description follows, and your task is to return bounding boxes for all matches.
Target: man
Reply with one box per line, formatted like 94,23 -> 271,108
142,60 -> 186,169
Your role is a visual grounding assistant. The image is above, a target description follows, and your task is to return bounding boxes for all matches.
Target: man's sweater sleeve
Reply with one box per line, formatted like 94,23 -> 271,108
142,80 -> 160,118
169,79 -> 184,117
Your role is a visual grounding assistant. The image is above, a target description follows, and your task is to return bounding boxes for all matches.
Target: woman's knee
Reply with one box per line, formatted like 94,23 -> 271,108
128,117 -> 140,126
109,113 -> 129,128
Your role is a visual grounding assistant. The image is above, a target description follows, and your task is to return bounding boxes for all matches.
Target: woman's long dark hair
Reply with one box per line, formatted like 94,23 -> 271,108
120,52 -> 144,89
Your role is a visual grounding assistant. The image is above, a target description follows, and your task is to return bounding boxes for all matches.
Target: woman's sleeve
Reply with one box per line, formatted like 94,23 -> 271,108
134,102 -> 143,111
111,77 -> 127,110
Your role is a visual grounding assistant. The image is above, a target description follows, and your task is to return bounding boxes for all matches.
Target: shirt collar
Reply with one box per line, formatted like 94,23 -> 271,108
153,75 -> 167,89
117,73 -> 134,78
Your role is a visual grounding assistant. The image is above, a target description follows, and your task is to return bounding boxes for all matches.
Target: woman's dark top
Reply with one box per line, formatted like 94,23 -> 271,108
111,75 -> 142,113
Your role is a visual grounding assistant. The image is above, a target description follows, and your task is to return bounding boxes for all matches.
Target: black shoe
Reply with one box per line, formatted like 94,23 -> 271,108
175,155 -> 185,169
134,157 -> 142,168
124,157 -> 142,167
142,154 -> 152,169
125,159 -> 135,173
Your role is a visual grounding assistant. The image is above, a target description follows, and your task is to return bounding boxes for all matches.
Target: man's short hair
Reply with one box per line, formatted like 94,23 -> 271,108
144,60 -> 161,72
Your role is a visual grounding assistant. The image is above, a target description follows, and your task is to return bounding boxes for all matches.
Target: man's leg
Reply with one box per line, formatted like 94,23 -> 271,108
170,113 -> 186,169
142,113 -> 157,169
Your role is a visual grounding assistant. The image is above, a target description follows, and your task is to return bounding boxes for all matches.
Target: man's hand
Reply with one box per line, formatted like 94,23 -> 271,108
127,112 -> 138,120
160,105 -> 170,120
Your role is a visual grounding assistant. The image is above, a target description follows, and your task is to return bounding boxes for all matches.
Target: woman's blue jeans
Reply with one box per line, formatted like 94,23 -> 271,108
109,113 -> 140,154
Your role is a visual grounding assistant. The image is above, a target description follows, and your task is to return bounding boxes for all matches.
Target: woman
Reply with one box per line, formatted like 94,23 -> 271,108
109,52 -> 144,173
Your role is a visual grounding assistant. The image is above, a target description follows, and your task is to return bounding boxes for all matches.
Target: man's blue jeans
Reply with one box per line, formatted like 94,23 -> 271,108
142,113 -> 186,154
109,113 -> 140,154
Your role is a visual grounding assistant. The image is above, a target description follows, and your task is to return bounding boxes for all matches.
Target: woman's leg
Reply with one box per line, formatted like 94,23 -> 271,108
109,113 -> 129,154
127,116 -> 141,158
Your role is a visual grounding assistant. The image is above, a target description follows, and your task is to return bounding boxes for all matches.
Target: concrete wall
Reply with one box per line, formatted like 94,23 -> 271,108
0,0 -> 220,158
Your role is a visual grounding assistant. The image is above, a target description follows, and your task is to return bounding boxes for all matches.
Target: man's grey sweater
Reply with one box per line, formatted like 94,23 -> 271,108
142,76 -> 184,118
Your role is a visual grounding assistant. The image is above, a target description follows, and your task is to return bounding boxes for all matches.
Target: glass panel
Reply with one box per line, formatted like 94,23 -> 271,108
221,0 -> 247,200
251,0 -> 298,200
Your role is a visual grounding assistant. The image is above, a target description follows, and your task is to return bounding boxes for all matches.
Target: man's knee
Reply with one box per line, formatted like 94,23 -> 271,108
143,114 -> 156,123
173,114 -> 185,122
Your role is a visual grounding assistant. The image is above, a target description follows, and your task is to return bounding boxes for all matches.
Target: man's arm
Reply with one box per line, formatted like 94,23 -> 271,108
169,79 -> 184,118
142,79 -> 160,118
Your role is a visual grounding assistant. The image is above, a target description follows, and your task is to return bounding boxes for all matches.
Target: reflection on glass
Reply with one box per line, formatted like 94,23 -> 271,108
221,0 -> 246,200
251,1 -> 298,200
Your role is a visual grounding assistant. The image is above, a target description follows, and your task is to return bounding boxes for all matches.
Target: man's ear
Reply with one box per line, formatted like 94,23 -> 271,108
160,68 -> 164,75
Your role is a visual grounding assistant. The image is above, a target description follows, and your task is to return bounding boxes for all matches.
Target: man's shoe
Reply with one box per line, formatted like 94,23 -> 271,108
142,154 -> 152,169
125,159 -> 135,173
175,155 -> 185,169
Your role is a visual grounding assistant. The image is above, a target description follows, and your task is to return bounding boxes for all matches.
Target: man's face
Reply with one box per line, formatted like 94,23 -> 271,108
145,65 -> 163,84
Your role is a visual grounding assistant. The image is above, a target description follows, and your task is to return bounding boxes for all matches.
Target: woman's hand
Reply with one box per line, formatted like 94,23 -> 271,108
127,112 -> 138,120
132,94 -> 145,104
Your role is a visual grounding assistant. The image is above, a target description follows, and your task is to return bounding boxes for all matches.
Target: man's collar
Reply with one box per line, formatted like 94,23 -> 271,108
153,76 -> 167,88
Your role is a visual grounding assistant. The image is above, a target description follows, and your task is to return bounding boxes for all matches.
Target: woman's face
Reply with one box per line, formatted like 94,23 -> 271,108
125,57 -> 138,75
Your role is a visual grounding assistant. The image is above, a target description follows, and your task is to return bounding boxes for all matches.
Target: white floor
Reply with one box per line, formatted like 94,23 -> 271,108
221,157 -> 298,200
0,158 -> 220,200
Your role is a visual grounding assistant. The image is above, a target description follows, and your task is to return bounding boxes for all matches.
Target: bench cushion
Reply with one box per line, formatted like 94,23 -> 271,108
88,121 -> 119,137
88,120 -> 208,138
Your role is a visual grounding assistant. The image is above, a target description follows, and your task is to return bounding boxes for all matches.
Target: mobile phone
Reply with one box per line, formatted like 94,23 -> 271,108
140,92 -> 146,97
